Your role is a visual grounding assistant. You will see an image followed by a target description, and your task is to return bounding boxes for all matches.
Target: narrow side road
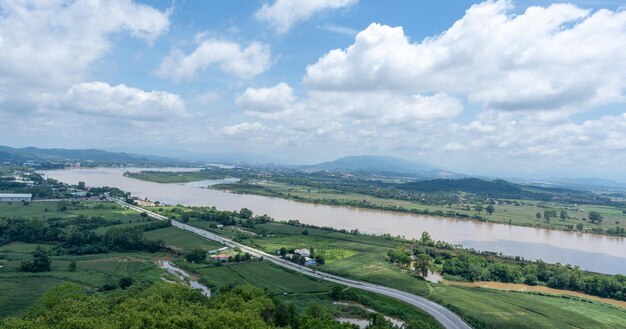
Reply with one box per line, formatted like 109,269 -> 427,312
111,198 -> 471,329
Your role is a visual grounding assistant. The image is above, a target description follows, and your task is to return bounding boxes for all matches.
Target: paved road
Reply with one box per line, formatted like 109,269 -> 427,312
112,198 -> 471,329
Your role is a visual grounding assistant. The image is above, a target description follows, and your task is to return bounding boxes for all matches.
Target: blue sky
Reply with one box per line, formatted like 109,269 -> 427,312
1,0 -> 626,180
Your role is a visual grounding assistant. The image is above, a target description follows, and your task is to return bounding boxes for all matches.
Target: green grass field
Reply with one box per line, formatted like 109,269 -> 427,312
144,226 -> 224,251
0,251 -> 164,318
0,201 -> 142,222
0,277 -> 66,317
0,201 -> 172,318
430,285 -> 626,329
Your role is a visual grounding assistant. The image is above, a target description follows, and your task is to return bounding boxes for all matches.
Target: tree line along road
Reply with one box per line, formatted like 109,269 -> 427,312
110,197 -> 471,329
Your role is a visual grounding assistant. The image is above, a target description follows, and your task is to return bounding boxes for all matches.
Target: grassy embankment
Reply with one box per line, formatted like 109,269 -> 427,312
124,170 -> 226,183
214,179 -> 626,236
159,210 -> 626,329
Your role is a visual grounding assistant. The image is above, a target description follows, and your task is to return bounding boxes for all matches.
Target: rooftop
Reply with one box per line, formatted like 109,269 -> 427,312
0,193 -> 32,198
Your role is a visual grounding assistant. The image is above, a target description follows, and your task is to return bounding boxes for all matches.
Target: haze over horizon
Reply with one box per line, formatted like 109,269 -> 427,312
2,0 -> 626,180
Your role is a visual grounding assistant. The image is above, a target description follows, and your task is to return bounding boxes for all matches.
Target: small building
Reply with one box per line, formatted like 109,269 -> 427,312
294,248 -> 310,257
0,193 -> 32,202
208,246 -> 229,254
71,191 -> 88,197
212,254 -> 230,262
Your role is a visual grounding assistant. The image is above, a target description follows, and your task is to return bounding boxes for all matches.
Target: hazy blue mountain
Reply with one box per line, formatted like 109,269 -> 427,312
104,146 -> 285,165
0,145 -> 177,164
307,155 -> 451,177
545,177 -> 626,190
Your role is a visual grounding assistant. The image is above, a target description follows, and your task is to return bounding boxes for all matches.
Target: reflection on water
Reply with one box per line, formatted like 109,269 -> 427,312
44,167 -> 626,275
158,260 -> 211,297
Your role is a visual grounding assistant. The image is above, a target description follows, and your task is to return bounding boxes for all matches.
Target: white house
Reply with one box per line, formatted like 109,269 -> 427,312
294,248 -> 310,257
0,193 -> 32,202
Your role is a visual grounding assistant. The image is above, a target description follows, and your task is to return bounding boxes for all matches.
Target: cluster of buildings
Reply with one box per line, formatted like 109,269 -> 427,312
285,248 -> 318,266
210,246 -> 231,262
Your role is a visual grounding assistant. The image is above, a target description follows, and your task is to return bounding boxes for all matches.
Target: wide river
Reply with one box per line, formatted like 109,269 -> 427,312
44,167 -> 626,275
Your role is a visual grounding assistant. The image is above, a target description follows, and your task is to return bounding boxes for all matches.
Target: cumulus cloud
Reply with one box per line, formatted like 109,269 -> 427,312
0,0 -> 170,92
222,122 -> 267,137
256,0 -> 357,33
157,39 -> 271,81
59,82 -> 187,120
237,83 -> 463,136
0,0 -> 177,123
227,1 -> 626,174
305,1 -> 626,114
236,83 -> 295,113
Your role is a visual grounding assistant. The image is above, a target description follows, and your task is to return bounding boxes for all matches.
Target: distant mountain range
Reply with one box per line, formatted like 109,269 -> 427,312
104,147 -> 286,165
544,178 -> 626,190
306,155 -> 462,179
0,145 -> 178,165
3,145 -> 624,191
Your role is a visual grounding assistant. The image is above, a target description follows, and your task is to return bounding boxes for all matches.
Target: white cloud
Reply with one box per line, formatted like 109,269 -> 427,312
379,93 -> 463,124
256,0 -> 357,34
60,82 -> 187,120
318,23 -> 359,36
236,83 -> 295,112
222,122 -> 267,137
305,1 -> 626,114
157,39 -> 271,82
0,0 -> 170,92
193,91 -> 220,106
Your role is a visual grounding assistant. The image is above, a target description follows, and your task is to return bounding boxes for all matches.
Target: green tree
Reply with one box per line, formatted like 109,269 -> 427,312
118,277 -> 134,289
474,204 -> 484,214
185,248 -> 207,263
589,211 -> 603,224
544,210 -> 557,222
536,212 -> 542,220
560,210 -> 568,221
20,246 -> 51,272
486,204 -> 495,215
419,231 -> 433,246
387,247 -> 412,266
330,285 -> 344,300
77,181 -> 86,190
68,260 -> 77,272
415,254 -> 433,277
315,256 -> 325,265
239,208 -> 253,219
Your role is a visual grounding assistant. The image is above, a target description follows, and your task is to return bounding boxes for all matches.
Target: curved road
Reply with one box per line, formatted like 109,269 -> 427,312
112,198 -> 471,329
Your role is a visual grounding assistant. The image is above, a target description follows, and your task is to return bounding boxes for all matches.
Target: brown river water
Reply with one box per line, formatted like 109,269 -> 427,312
43,167 -> 626,275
